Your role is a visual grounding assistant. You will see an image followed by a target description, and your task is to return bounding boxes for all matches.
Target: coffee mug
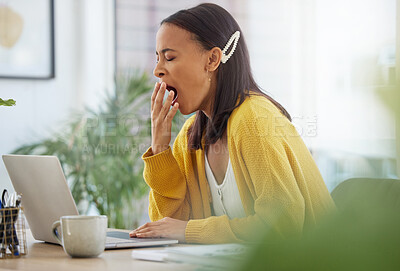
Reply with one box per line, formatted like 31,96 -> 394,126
52,215 -> 107,257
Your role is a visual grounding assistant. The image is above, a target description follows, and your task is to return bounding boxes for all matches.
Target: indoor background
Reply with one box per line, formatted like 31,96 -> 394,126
0,0 -> 397,228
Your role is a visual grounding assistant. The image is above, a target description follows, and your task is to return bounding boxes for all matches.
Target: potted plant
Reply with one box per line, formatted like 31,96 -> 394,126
12,71 -> 185,229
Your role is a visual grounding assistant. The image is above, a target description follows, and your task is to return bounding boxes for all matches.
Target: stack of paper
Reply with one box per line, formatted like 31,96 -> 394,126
131,243 -> 249,268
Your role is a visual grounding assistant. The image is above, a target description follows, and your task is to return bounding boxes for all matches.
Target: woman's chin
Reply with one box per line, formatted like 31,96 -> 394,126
178,108 -> 189,115
177,105 -> 194,116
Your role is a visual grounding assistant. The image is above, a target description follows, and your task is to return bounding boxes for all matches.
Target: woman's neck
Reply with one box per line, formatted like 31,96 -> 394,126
200,75 -> 218,119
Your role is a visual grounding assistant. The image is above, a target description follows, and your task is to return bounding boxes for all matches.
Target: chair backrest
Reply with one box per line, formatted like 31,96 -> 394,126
331,178 -> 400,211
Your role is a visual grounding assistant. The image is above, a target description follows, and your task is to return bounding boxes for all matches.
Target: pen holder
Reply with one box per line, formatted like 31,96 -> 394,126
0,207 -> 27,259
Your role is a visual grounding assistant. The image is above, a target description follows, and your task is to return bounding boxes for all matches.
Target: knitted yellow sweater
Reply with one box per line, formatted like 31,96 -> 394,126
142,94 -> 335,244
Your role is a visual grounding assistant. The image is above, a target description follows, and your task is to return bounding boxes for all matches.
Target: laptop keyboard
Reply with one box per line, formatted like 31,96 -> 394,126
106,236 -> 139,243
105,231 -> 178,249
107,231 -> 131,240
106,231 -> 142,243
106,231 -> 165,243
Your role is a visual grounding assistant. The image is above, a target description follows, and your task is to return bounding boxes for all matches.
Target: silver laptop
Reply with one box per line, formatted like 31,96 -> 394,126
2,154 -> 178,249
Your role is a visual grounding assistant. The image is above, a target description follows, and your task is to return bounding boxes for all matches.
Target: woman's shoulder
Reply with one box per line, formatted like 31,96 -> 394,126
229,93 -> 295,139
231,93 -> 286,122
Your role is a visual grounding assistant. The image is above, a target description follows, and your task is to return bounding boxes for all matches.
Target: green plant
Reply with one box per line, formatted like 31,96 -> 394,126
13,71 -> 185,229
0,98 -> 16,106
240,202 -> 400,271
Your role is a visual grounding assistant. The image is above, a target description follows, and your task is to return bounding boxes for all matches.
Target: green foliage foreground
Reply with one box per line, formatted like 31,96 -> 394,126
241,191 -> 400,271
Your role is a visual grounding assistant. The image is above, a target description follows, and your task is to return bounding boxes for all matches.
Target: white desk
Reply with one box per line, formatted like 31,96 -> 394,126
0,230 -> 195,271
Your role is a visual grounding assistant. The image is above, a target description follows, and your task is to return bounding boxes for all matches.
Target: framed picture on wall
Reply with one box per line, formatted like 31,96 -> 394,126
0,0 -> 55,79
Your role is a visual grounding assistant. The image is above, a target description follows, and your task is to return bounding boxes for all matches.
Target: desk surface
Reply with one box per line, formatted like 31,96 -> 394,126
0,230 -> 195,271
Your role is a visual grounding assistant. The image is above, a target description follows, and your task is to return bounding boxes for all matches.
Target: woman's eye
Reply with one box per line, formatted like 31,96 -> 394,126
155,57 -> 175,63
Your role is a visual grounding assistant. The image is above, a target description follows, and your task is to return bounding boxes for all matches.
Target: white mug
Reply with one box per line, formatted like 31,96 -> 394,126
52,215 -> 107,257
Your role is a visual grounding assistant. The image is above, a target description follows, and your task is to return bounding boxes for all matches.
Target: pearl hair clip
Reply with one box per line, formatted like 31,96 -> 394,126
220,31 -> 240,64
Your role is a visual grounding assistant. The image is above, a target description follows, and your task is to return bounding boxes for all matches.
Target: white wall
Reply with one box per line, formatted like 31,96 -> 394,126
0,0 -> 115,192
246,0 -> 397,189
314,0 -> 396,158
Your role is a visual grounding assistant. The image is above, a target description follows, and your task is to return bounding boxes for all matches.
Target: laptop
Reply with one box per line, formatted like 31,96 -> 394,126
2,154 -> 179,249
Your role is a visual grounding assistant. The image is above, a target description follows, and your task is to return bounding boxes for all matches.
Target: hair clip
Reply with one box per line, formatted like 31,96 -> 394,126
220,31 -> 240,64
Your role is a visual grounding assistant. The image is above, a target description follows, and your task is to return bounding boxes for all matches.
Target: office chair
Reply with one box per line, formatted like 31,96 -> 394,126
331,177 -> 400,211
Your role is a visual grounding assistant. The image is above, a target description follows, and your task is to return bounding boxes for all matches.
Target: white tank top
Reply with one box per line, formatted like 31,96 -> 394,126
204,154 -> 246,219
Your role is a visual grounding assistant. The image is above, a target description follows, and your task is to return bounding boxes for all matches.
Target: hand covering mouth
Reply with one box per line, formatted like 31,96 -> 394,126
166,84 -> 178,106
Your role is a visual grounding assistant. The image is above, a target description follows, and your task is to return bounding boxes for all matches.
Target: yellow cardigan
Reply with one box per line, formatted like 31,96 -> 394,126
142,94 -> 335,244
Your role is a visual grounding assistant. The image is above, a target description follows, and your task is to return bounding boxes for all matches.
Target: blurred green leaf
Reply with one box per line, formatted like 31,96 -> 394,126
0,98 -> 16,106
240,185 -> 400,271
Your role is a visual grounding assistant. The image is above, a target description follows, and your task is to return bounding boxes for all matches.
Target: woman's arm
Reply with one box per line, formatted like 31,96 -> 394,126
140,81 -> 193,221
142,146 -> 191,221
141,115 -> 196,221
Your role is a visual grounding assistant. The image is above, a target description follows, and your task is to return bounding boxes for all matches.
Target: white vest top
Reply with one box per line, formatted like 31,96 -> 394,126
204,154 -> 246,219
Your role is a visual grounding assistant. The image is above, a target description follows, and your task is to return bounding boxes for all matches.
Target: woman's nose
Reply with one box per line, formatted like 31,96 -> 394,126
153,63 -> 165,78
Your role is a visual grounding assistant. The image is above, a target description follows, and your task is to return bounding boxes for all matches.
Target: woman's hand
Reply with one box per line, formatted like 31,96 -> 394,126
151,82 -> 179,155
129,217 -> 188,243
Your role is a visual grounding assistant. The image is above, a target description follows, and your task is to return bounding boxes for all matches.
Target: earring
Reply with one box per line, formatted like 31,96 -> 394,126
207,70 -> 211,82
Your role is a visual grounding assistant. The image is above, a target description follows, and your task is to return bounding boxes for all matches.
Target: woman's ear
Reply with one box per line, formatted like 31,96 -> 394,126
206,47 -> 222,72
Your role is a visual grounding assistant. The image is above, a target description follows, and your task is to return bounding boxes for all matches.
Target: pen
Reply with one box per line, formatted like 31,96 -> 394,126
2,189 -> 8,208
11,208 -> 20,256
0,207 -> 4,256
16,195 -> 21,207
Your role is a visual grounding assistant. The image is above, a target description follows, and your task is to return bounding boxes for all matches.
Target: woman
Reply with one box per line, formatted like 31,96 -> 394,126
129,3 -> 335,244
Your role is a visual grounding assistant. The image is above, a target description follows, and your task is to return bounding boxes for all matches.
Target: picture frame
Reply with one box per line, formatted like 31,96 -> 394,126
0,0 -> 55,79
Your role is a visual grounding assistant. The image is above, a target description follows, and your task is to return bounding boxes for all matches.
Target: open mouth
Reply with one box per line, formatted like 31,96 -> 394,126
166,85 -> 178,106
